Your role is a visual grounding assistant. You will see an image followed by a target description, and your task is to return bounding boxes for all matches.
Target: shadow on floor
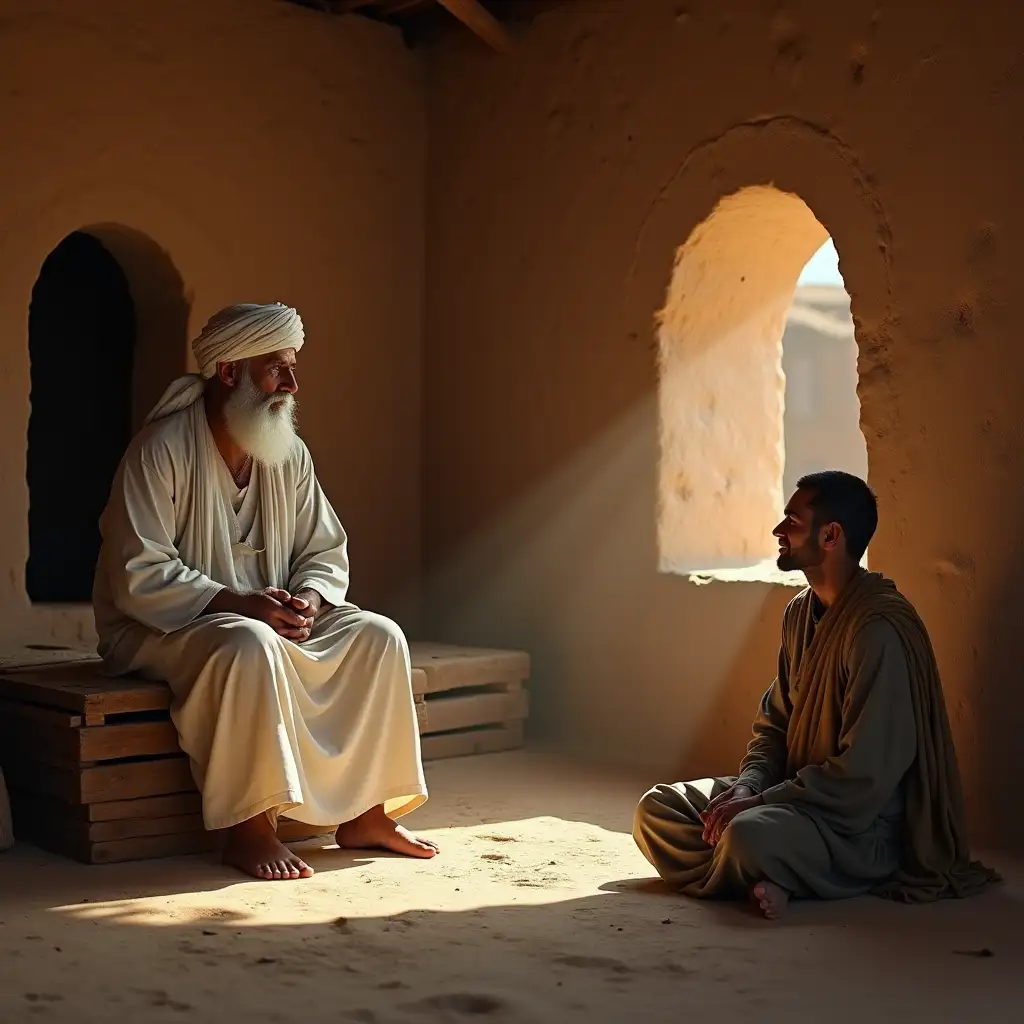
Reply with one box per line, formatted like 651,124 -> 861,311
1,842 -> 1021,1024
1,752 -> 1020,1024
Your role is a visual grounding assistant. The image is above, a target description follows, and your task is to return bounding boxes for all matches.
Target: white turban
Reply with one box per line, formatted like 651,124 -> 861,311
144,302 -> 304,424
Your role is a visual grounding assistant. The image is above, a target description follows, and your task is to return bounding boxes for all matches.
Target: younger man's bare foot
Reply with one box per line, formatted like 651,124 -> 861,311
335,804 -> 439,859
751,880 -> 790,920
223,814 -> 314,880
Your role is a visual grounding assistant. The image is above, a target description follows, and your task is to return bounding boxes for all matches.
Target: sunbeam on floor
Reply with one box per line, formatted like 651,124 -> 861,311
1,751 -> 1021,1024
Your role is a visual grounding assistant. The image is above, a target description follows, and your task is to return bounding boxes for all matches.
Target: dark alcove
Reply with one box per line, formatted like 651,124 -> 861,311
27,231 -> 136,603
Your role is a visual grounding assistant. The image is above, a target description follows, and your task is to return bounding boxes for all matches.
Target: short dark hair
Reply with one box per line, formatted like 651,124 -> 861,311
796,471 -> 878,562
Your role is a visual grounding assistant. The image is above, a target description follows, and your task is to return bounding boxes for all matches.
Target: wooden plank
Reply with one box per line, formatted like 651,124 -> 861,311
14,812 -> 212,864
0,718 -> 79,765
8,789 -> 202,823
0,716 -> 179,766
80,721 -> 180,762
435,0 -> 513,52
2,755 -> 195,804
409,642 -> 529,695
91,832 -> 211,865
90,813 -> 203,843
415,696 -> 429,732
0,664 -> 169,718
1,759 -> 71,801
421,722 -> 523,761
331,0 -> 377,12
0,697 -> 82,728
0,647 -> 100,672
10,795 -> 204,843
374,0 -> 432,14
411,667 -> 427,697
422,688 -> 528,735
87,792 -> 202,822
81,758 -> 195,804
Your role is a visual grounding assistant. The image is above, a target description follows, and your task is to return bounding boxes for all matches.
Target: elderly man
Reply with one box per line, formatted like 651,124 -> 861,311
94,303 -> 434,881
633,471 -> 998,918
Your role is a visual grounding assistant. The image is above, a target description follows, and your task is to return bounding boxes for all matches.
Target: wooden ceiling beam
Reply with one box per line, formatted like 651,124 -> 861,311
376,0 -> 432,13
435,0 -> 513,53
329,0 -> 376,12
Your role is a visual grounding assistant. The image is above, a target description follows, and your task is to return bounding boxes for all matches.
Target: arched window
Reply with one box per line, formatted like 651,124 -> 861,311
656,185 -> 867,583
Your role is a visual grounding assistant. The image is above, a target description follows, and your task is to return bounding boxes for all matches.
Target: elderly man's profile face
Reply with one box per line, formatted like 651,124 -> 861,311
247,348 -> 298,405
220,348 -> 301,465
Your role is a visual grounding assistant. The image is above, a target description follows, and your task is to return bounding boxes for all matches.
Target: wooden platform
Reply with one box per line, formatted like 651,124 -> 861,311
0,663 -> 201,863
412,643 -> 530,762
0,641 -> 529,864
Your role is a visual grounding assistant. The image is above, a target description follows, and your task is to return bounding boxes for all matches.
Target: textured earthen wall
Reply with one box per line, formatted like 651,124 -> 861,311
425,0 -> 1024,849
0,0 -> 424,644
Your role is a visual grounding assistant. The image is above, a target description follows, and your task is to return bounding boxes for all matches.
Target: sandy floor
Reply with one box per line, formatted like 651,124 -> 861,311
0,751 -> 1021,1023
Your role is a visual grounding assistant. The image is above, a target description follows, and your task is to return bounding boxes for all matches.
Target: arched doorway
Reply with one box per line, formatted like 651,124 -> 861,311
26,232 -> 138,603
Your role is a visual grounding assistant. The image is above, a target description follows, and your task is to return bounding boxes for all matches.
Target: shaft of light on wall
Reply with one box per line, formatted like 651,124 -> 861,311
423,395 -> 775,764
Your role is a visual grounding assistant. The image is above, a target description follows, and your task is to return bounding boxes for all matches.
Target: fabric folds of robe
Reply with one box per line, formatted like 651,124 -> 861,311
93,399 -> 427,830
634,776 -> 902,899
94,398 -> 346,666
635,570 -> 999,902
744,571 -> 999,902
635,611 -> 916,899
130,604 -> 426,831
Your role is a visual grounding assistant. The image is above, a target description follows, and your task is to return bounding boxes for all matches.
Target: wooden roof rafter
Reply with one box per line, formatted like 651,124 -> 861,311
282,0 -> 516,53
435,0 -> 513,53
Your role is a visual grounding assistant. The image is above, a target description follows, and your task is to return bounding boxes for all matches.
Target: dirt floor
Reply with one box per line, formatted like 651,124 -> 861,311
1,751 -> 1021,1023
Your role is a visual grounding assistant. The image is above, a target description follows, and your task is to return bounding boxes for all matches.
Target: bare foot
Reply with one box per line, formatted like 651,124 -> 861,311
222,814 -> 314,880
335,804 -> 439,859
751,880 -> 790,920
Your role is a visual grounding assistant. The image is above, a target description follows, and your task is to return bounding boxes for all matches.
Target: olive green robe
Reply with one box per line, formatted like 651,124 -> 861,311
633,571 -> 999,902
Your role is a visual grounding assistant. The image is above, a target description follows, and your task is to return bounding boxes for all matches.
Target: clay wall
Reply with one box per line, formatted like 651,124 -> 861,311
0,0 -> 425,642
424,0 -> 1024,849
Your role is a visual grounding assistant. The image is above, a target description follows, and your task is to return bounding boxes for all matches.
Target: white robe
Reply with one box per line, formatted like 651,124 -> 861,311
93,399 -> 427,831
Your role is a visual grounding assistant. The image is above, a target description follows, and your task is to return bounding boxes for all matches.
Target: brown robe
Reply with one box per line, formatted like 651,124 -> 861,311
633,571 -> 999,902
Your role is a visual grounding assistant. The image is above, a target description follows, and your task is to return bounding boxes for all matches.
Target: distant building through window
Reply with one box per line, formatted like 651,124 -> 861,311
782,246 -> 867,501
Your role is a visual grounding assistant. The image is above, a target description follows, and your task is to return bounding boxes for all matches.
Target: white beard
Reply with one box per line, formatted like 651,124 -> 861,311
222,370 -> 298,467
